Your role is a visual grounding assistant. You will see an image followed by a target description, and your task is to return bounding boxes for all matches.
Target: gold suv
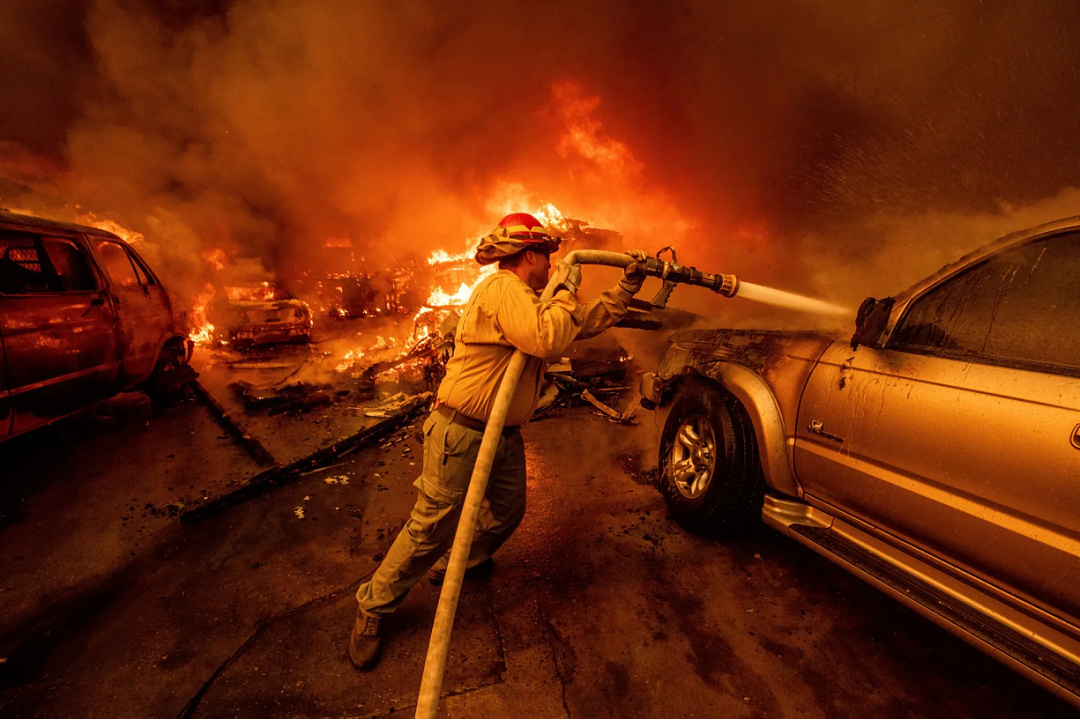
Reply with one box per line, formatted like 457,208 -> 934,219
641,217 -> 1080,706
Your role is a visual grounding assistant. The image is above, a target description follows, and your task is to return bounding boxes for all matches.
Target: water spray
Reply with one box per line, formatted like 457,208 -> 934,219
736,281 -> 850,317
641,246 -> 849,318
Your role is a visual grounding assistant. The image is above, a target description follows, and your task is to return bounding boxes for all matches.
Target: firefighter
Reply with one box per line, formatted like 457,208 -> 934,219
349,212 -> 648,670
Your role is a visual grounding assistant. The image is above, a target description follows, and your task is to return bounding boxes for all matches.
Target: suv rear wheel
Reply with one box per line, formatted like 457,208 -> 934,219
659,379 -> 765,536
143,340 -> 194,404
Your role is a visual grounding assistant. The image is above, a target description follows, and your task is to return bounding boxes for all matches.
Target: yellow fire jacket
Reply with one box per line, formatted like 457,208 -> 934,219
437,269 -> 633,426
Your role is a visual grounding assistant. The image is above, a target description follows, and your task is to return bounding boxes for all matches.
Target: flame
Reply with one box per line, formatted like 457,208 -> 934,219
427,248 -> 471,265
420,200 -> 571,310
202,247 -> 227,271
335,348 -> 365,372
424,245 -> 497,308
534,202 -> 572,234
189,283 -> 217,344
552,81 -> 643,177
76,212 -> 145,245
334,334 -> 405,372
427,282 -> 477,307
479,82 -> 699,254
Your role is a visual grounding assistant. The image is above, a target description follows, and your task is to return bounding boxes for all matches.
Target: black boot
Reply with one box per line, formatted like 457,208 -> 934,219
349,613 -> 382,671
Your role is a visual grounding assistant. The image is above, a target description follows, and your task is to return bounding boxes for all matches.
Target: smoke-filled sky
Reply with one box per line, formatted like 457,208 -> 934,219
2,0 -> 1079,310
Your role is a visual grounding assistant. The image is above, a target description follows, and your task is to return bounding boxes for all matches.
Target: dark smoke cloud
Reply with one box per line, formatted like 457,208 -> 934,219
1,0 -> 1079,310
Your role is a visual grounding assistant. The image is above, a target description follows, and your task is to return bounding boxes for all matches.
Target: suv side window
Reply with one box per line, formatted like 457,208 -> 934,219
94,239 -> 141,288
42,237 -> 98,292
126,248 -> 156,286
0,232 -> 61,294
890,231 -> 1080,375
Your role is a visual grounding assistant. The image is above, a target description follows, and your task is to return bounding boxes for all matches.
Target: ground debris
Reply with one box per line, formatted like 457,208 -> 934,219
581,389 -> 640,424
181,393 -> 430,524
616,453 -> 659,487
230,379 -> 344,414
189,381 -> 276,467
361,391 -> 433,418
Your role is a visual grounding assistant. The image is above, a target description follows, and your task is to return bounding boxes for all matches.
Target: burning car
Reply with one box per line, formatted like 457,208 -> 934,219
0,210 -> 192,441
641,217 -> 1080,705
210,280 -> 312,348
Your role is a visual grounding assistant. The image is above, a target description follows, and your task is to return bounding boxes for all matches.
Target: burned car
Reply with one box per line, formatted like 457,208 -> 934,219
0,210 -> 192,440
642,217 -> 1080,705
210,281 -> 312,348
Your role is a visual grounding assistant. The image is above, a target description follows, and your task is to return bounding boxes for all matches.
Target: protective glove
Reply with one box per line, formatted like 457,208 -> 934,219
618,249 -> 650,294
551,260 -> 582,295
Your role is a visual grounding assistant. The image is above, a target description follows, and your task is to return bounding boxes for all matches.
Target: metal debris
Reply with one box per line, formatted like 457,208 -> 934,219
181,393 -> 430,524
189,381 -> 276,467
230,380 -> 343,414
363,391 -> 433,418
581,389 -> 640,424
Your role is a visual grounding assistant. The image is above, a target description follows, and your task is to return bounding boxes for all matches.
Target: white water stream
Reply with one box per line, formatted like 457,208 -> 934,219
736,281 -> 851,318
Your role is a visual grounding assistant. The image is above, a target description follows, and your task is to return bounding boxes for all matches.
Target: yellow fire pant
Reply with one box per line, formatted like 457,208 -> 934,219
355,410 -> 526,618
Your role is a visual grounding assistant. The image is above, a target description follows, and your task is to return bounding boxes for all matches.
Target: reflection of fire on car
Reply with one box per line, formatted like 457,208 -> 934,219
210,281 -> 312,348
641,217 -> 1080,706
0,210 -> 192,441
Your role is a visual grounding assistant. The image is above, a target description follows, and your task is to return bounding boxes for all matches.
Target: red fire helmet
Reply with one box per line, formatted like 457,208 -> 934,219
496,213 -> 553,242
474,212 -> 562,265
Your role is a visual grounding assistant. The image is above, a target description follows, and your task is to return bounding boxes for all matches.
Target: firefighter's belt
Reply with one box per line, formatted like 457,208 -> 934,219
435,404 -> 518,435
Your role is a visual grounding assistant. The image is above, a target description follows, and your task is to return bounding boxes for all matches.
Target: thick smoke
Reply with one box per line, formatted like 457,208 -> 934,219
1,0 -> 1079,313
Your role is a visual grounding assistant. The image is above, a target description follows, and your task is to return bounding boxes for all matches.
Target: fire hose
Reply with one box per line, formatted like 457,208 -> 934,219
414,249 -> 739,718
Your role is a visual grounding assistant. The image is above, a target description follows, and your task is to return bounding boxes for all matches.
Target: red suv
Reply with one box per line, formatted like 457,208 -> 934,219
0,210 -> 192,440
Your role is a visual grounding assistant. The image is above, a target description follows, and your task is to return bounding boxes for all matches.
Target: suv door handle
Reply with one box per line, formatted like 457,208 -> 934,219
1072,424 -> 1080,450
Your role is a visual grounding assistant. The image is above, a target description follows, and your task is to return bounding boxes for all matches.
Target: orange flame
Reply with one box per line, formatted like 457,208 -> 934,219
424,244 -> 496,307
552,81 -> 643,177
76,212 -> 145,245
202,247 -> 227,271
189,283 -> 217,345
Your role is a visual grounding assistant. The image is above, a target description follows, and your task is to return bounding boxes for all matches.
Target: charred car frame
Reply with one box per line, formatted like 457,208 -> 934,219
210,280 -> 312,348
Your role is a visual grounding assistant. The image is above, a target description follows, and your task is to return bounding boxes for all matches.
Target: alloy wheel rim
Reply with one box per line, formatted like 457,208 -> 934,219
669,414 -> 717,499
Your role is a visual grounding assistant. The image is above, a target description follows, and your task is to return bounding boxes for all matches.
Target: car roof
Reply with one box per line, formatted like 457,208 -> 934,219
891,214 -> 1080,305
0,209 -> 124,242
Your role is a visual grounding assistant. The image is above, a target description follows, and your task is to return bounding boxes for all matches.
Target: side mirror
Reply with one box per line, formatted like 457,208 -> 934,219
851,296 -> 894,350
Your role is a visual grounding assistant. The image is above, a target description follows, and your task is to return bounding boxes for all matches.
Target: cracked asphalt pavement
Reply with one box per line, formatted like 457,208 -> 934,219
0,394 -> 1072,717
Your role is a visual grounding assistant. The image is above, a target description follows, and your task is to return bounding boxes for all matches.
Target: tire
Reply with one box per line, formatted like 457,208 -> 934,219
659,378 -> 765,537
143,340 -> 192,405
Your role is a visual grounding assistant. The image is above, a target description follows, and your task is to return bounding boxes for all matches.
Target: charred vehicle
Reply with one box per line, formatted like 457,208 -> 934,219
210,281 -> 312,348
642,217 -> 1080,705
0,210 -> 191,440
